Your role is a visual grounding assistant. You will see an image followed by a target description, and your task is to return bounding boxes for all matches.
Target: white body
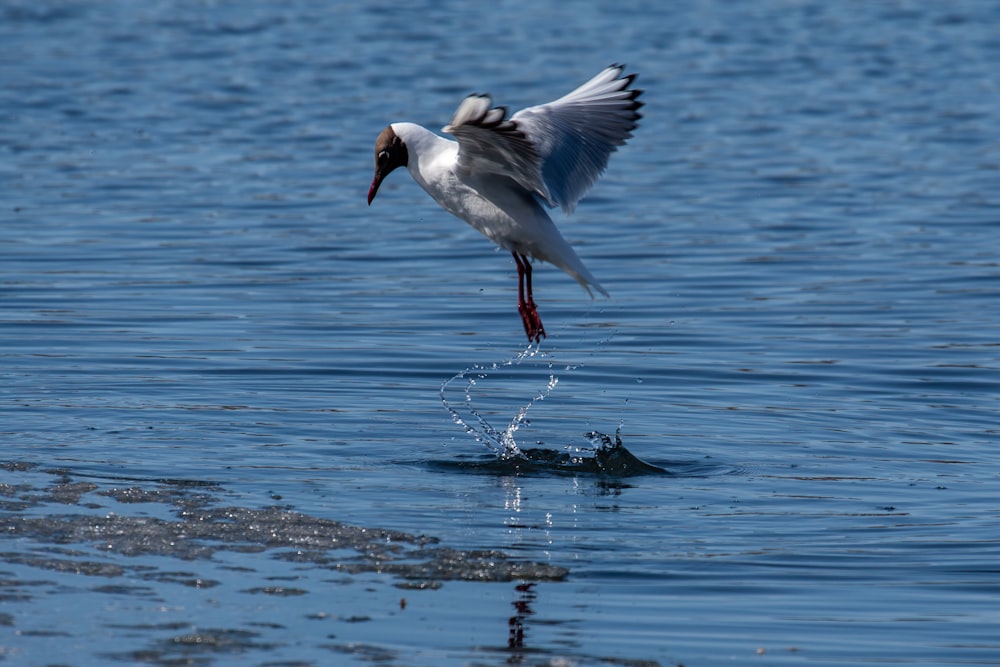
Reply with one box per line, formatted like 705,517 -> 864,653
392,122 -> 608,296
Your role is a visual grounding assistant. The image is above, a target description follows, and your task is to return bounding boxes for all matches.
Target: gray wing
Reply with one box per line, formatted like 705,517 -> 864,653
443,64 -> 643,214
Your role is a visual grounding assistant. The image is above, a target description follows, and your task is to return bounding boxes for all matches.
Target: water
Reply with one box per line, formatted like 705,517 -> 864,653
2,0 -> 1000,665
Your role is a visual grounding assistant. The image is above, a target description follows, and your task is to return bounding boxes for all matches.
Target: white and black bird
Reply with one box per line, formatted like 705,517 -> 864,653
367,64 -> 643,342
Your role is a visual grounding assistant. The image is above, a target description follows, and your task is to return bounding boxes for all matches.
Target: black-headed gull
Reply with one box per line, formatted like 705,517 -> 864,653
367,64 -> 643,342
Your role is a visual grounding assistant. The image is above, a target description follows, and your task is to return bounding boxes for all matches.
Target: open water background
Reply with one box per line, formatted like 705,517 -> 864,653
2,1 -> 999,665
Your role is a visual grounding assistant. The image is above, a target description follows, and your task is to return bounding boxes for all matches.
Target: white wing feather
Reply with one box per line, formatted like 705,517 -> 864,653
443,65 -> 643,214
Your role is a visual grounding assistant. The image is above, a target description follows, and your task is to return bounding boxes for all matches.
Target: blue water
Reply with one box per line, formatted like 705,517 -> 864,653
3,1 -> 1000,665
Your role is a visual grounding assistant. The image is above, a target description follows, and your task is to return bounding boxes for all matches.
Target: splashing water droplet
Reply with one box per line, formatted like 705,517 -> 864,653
440,340 -> 560,459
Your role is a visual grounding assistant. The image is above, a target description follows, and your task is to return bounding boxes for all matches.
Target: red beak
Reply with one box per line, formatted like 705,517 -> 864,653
367,173 -> 383,206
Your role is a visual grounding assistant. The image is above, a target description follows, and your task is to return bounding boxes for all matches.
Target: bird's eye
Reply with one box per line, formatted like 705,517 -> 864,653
377,150 -> 389,166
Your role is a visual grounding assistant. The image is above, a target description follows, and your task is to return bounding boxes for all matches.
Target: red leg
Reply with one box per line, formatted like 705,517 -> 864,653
512,252 -> 545,342
513,252 -> 526,312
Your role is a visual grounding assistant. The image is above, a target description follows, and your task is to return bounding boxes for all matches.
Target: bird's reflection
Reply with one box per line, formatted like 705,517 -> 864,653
506,582 -> 537,663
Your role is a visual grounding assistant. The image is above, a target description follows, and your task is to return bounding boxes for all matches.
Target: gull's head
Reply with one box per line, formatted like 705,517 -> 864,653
367,125 -> 409,205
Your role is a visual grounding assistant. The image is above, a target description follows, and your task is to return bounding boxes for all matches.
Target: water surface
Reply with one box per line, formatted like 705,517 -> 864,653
3,1 -> 1000,665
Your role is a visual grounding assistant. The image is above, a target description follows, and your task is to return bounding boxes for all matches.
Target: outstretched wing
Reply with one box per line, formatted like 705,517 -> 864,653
443,65 -> 643,214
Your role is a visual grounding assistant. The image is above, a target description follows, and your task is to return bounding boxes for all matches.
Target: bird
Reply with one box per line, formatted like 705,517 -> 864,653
367,64 -> 643,342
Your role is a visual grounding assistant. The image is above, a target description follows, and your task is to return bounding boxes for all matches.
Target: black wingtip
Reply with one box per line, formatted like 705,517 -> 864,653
608,64 -> 641,96
613,65 -> 643,124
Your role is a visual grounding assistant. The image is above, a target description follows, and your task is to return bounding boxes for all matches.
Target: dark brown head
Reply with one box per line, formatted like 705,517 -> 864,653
367,125 -> 409,205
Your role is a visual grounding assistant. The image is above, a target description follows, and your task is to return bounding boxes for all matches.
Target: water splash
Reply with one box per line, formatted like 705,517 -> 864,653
440,341 -> 569,460
437,331 -> 671,476
428,423 -> 672,477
